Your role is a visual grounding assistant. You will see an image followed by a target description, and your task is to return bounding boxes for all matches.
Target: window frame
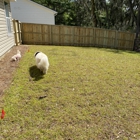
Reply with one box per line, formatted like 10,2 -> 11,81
4,1 -> 13,36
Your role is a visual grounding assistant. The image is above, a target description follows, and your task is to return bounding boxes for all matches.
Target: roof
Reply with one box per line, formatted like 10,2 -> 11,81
28,0 -> 57,15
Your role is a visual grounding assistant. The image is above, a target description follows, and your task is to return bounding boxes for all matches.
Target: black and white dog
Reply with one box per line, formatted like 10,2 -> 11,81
34,52 -> 49,74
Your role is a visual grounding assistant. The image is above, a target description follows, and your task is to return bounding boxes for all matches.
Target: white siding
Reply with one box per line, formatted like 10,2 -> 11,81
0,0 -> 15,57
10,0 -> 56,25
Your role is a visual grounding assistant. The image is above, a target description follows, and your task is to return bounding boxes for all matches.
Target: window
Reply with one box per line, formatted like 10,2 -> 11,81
4,2 -> 12,34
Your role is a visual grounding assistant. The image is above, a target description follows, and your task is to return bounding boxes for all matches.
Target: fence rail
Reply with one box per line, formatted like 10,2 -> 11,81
13,21 -> 136,50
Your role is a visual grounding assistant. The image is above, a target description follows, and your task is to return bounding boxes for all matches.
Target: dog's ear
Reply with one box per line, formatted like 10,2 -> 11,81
34,52 -> 40,57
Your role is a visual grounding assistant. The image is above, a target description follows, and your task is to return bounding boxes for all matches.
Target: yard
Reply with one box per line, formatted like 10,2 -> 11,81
1,45 -> 140,139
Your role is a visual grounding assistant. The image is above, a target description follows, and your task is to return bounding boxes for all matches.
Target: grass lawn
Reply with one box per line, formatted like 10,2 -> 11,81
1,45 -> 140,139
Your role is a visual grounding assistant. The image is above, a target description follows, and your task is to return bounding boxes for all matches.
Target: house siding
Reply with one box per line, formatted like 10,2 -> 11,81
10,0 -> 56,25
0,0 -> 15,57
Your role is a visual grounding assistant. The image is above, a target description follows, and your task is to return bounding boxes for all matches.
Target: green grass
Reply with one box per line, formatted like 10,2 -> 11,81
1,45 -> 140,139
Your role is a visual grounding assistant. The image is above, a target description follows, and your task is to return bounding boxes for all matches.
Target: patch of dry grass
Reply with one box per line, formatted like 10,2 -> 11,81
1,46 -> 140,139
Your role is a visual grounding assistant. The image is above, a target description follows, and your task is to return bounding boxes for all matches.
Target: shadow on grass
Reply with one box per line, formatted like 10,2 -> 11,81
29,65 -> 44,81
79,46 -> 139,54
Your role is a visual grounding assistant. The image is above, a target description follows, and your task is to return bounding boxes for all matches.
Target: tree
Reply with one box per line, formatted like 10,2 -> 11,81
32,0 -> 74,25
133,2 -> 140,50
32,0 -> 140,32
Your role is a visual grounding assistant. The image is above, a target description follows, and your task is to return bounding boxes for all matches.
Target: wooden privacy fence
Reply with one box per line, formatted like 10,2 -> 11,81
14,21 -> 136,50
13,19 -> 22,46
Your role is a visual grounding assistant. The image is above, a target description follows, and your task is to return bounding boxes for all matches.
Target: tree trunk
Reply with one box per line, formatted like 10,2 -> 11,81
104,0 -> 110,28
133,2 -> 140,50
91,0 -> 97,27
128,0 -> 137,23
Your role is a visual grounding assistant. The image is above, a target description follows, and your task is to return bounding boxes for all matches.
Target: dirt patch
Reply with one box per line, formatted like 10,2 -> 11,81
0,45 -> 28,97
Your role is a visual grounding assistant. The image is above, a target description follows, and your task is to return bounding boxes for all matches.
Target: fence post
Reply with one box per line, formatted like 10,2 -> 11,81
21,23 -> 24,44
73,26 -> 75,46
17,20 -> 22,45
114,30 -> 118,49
94,28 -> 96,46
59,26 -> 61,45
50,25 -> 52,45
41,24 -> 44,44
13,19 -> 18,46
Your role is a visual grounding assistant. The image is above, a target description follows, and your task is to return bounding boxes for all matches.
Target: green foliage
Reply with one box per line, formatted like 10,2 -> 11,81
1,46 -> 140,139
32,0 -> 75,25
31,0 -> 140,31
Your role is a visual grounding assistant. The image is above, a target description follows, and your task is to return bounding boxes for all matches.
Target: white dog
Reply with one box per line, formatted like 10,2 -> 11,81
11,50 -> 21,61
34,52 -> 49,74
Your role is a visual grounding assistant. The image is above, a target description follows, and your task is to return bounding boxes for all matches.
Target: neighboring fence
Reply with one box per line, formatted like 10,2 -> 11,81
13,19 -> 22,46
13,21 -> 136,50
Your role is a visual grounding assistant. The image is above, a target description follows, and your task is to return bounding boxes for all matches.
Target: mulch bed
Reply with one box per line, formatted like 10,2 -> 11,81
0,45 -> 28,98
